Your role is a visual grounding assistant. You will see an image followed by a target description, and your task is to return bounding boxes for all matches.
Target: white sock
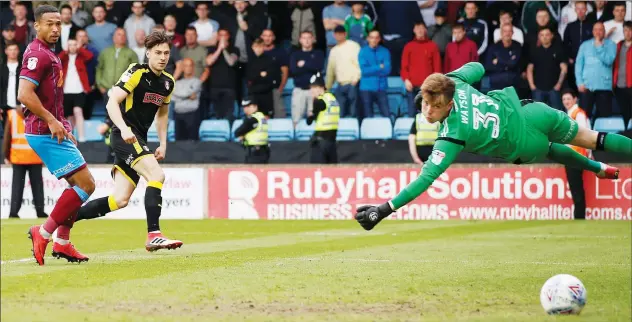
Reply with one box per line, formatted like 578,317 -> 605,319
54,238 -> 69,245
39,226 -> 52,239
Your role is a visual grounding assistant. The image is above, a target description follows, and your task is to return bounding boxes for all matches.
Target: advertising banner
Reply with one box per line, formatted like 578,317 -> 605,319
1,167 -> 204,219
208,167 -> 631,220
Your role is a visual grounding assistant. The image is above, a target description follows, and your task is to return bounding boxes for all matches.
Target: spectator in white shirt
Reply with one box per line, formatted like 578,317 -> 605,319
1,43 -> 21,121
558,0 -> 593,38
191,2 -> 220,47
493,10 -> 524,45
417,0 -> 438,27
124,1 -> 156,50
59,5 -> 80,52
604,3 -> 627,44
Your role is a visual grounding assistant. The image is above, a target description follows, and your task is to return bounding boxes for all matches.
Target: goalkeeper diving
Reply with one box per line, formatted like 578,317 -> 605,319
355,62 -> 631,231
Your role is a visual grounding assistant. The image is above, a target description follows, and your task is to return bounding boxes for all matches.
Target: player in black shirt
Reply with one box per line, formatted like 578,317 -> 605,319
75,31 -> 183,252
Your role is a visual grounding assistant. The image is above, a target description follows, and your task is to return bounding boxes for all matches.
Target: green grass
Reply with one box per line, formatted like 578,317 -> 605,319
1,220 -> 630,322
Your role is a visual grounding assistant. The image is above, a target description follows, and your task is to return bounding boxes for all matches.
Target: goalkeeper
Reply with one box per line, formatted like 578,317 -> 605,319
355,62 -> 631,231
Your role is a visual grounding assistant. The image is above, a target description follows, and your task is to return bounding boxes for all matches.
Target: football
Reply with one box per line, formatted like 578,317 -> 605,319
540,274 -> 587,315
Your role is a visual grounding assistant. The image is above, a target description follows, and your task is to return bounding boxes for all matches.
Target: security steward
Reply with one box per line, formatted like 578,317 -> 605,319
234,97 -> 270,164
307,73 -> 340,164
2,108 -> 47,218
408,94 -> 440,164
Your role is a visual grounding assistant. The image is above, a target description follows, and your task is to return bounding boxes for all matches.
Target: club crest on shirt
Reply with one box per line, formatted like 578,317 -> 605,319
430,149 -> 446,165
27,57 -> 38,70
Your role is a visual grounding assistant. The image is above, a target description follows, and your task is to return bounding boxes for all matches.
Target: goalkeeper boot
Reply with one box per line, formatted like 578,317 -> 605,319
52,242 -> 89,263
596,163 -> 619,180
145,232 -> 183,252
27,225 -> 50,266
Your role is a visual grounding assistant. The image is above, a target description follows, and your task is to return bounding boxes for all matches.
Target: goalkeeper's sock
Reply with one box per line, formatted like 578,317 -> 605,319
596,132 -> 632,156
548,143 -> 602,174
145,181 -> 163,233
75,196 -> 116,222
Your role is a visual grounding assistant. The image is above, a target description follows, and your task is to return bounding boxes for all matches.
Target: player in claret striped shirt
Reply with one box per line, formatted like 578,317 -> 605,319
19,5 -> 95,265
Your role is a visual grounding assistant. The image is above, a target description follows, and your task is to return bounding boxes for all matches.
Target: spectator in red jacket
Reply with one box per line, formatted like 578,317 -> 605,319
59,38 -> 94,143
401,21 -> 441,116
613,21 -> 632,127
444,23 -> 479,74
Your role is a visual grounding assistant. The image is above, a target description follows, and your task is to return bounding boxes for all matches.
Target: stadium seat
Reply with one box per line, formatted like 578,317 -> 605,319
628,119 -> 632,130
295,119 -> 315,141
148,120 -> 175,142
231,119 -> 243,142
594,117 -> 625,133
83,120 -> 105,142
283,78 -> 295,95
337,118 -> 360,141
199,119 -> 230,142
360,117 -> 393,140
387,93 -> 404,117
393,117 -> 414,140
283,95 -> 293,117
387,77 -> 405,94
268,118 -> 294,141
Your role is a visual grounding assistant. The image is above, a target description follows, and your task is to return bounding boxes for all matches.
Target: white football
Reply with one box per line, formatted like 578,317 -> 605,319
540,274 -> 587,315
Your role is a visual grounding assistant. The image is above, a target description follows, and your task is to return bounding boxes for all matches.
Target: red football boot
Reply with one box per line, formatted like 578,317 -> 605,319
27,225 -> 50,266
52,242 -> 89,263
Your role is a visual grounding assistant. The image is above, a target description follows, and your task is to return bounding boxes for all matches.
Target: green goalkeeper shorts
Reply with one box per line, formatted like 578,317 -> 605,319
513,102 -> 579,164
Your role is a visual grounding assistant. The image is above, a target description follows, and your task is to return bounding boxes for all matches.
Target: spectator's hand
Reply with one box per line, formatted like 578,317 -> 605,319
120,127 -> 138,144
0,108 -> 3,121
521,71 -> 527,79
48,119 -> 69,144
260,71 -> 267,77
99,87 -> 106,95
4,158 -> 10,165
278,87 -> 284,93
154,145 -> 166,161
352,79 -> 359,86
97,123 -> 109,135
189,93 -> 197,100
554,83 -> 562,91
493,58 -> 498,65
607,27 -> 616,36
569,58 -> 574,64
239,20 -> 248,31
414,159 -> 423,166
578,85 -> 586,93
297,60 -> 305,67
529,84 -> 537,91
404,79 -> 413,92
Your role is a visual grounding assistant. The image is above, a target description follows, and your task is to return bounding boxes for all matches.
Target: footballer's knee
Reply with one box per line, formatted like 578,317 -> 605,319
68,168 -> 96,196
114,196 -> 129,209
148,168 -> 165,184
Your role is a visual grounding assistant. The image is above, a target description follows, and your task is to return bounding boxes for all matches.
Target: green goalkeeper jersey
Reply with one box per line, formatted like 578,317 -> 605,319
390,62 -> 525,210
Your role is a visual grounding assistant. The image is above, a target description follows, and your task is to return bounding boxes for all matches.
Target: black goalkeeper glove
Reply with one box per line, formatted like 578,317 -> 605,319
355,203 -> 394,231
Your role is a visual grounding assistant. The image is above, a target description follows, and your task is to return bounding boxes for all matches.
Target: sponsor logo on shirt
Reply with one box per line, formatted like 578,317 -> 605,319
142,92 -> 166,106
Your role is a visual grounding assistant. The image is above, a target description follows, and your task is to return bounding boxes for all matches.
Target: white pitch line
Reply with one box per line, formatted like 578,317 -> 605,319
283,257 -> 631,267
1,257 -> 39,265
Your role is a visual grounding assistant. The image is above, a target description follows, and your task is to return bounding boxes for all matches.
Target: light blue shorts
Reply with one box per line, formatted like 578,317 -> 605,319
25,134 -> 86,179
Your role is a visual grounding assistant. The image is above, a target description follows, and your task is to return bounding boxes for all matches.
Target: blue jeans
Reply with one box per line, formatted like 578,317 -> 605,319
360,90 -> 389,119
406,88 -> 421,117
532,89 -> 563,111
335,84 -> 358,117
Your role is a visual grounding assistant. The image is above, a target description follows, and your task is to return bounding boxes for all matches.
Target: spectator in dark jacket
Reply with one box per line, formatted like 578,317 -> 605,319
359,30 -> 391,119
528,26 -> 568,111
613,21 -> 632,127
586,0 -> 613,24
459,1 -> 489,56
290,31 -> 325,127
262,29 -> 289,119
378,1 -> 423,76
246,38 -> 280,118
428,8 -> 453,57
444,23 -> 479,74
484,24 -> 522,91
206,29 -> 240,122
563,1 -> 593,90
0,42 -> 21,120
165,1 -> 196,34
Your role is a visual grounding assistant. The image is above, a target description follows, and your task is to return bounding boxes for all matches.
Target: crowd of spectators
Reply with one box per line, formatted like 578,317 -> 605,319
1,1 -> 631,141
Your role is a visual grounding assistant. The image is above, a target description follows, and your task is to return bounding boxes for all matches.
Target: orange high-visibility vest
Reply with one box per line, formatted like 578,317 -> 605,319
7,109 -> 42,165
567,105 -> 592,159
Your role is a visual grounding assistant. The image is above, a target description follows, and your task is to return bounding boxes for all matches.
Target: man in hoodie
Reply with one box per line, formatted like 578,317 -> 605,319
401,22 -> 441,117
359,30 -> 391,119
444,23 -> 478,74
428,8 -> 453,58
575,21 -> 617,123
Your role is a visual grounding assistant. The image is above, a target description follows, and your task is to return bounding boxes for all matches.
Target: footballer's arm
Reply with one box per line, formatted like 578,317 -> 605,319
106,87 -> 137,143
154,103 -> 169,161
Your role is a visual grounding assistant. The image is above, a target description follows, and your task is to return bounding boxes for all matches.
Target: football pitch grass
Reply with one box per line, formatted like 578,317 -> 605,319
1,220 -> 630,322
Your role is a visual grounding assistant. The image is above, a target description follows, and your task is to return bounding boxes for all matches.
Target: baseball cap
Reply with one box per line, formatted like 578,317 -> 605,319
310,72 -> 325,87
241,97 -> 257,107
334,25 -> 346,33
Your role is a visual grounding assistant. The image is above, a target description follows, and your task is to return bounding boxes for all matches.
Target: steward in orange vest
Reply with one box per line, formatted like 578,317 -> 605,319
2,108 -> 47,218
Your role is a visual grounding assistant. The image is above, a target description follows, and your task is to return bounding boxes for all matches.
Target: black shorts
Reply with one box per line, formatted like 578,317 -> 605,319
63,93 -> 86,117
110,128 -> 153,187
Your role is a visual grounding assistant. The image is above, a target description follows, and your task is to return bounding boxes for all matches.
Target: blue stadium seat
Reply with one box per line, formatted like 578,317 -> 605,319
148,120 -> 175,142
360,117 -> 393,140
387,77 -> 405,94
295,119 -> 315,141
387,93 -> 404,117
337,118 -> 360,141
199,119 -> 230,142
83,120 -> 105,142
393,117 -> 414,140
231,119 -> 243,142
628,119 -> 632,130
283,95 -> 293,117
283,78 -> 295,95
268,118 -> 294,141
594,117 -> 625,133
